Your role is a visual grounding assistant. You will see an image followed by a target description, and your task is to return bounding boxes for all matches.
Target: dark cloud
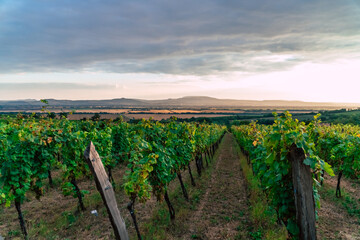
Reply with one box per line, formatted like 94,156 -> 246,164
0,0 -> 360,75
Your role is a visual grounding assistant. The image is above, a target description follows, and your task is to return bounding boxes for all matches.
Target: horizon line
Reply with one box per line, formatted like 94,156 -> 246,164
1,96 -> 360,105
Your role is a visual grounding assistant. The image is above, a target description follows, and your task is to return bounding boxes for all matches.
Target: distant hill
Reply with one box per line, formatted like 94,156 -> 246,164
0,96 -> 359,110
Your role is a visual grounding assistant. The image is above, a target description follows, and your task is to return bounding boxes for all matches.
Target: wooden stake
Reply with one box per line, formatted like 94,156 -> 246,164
84,142 -> 129,240
289,144 -> 317,240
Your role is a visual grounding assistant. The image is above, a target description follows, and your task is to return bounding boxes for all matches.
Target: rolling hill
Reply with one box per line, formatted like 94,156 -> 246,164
0,96 -> 359,110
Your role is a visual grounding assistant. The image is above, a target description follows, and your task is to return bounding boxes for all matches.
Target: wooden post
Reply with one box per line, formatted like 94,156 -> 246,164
289,144 -> 317,240
84,142 -> 129,240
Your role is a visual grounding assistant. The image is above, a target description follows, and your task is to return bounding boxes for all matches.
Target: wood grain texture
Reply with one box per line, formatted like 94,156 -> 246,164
289,144 -> 317,240
84,142 -> 129,240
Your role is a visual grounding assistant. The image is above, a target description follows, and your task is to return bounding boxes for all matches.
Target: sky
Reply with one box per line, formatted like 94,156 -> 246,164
1,0 -> 360,102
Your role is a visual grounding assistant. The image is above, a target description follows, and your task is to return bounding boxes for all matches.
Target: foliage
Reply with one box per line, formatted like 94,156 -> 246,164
232,112 -> 334,237
0,116 -> 225,207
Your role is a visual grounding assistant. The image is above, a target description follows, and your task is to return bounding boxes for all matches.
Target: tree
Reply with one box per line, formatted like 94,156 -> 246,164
91,113 -> 101,121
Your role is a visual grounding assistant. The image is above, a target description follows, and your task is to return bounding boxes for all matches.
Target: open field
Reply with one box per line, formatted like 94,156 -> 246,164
0,107 -> 318,122
3,107 -> 360,125
124,113 -> 231,120
65,113 -> 232,120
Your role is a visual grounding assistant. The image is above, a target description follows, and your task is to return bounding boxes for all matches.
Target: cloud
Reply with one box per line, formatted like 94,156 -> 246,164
0,0 -> 360,75
0,82 -> 114,90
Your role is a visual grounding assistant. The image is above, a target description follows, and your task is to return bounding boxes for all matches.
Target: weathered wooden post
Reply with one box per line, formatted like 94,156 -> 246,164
84,142 -> 129,240
289,144 -> 317,240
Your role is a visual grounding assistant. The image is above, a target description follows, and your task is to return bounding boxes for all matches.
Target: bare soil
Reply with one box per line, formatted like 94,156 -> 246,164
178,133 -> 251,239
316,197 -> 360,240
316,174 -> 360,239
0,165 -> 159,239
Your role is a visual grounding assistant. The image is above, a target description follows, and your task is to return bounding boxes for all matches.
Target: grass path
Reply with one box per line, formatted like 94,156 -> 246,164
178,133 -> 251,239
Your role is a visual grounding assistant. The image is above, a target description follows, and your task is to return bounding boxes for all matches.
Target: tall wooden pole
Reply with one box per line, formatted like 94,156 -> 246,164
289,144 -> 317,240
84,142 -> 129,240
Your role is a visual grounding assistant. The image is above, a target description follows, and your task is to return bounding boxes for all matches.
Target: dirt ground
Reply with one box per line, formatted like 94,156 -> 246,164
316,174 -> 360,239
0,163 -> 161,239
178,133 -> 251,239
325,174 -> 360,203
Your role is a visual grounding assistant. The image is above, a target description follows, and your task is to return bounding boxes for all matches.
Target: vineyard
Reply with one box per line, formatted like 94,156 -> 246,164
1,112 -> 360,239
0,115 -> 225,239
232,112 -> 360,239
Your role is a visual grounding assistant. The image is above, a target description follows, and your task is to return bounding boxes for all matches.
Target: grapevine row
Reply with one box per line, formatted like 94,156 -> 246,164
231,112 -> 334,238
0,116 -> 226,239
315,124 -> 360,197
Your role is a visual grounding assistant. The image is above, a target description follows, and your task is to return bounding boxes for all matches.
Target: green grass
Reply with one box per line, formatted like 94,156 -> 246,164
7,229 -> 21,237
320,184 -> 360,223
233,139 -> 288,240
